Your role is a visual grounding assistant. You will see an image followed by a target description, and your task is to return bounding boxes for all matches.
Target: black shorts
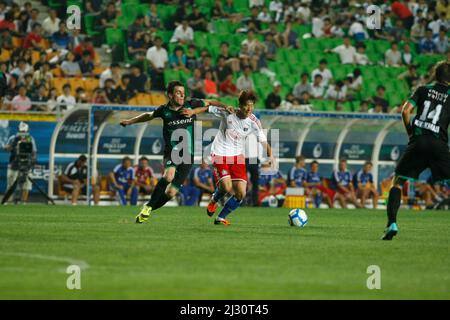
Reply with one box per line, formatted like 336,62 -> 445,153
164,157 -> 192,190
395,136 -> 450,182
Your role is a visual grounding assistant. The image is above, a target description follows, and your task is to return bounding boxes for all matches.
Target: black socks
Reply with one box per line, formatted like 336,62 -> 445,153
387,186 -> 402,227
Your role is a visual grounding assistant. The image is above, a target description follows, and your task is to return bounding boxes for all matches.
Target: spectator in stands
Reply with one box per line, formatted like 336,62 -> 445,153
23,73 -> 34,94
265,81 -> 282,109
171,2 -> 188,28
68,29 -> 83,52
331,158 -> 361,209
11,85 -> 31,112
399,65 -> 421,88
411,18 -> 427,43
236,66 -> 255,91
104,79 -> 118,103
79,50 -> 95,77
31,84 -> 48,111
258,160 -> 286,208
215,56 -> 233,85
264,33 -> 277,61
258,5 -> 272,23
42,9 -> 60,37
187,68 -> 206,99
245,6 -> 262,32
127,31 -> 147,62
305,160 -> 334,208
0,28 -> 13,50
310,74 -> 325,99
326,36 -> 356,64
353,161 -> 379,209
385,42 -> 402,66
219,41 -> 240,72
358,100 -> 370,113
189,159 -> 215,205
11,59 -> 31,84
186,44 -> 199,71
199,54 -> 214,78
279,20 -> 299,49
353,43 -> 370,65
349,68 -> 363,91
46,88 -> 58,111
145,3 -> 161,29
428,12 -> 448,37
311,59 -> 333,87
293,72 -> 312,100
389,19 -> 406,42
348,17 -> 368,41
60,155 -> 100,205
204,70 -> 219,98
128,15 -> 145,41
97,1 -> 117,32
57,84 -> 76,111
419,29 -> 437,54
401,42 -> 415,65
288,155 -> 307,188
23,23 -> 43,50
220,73 -> 238,97
109,157 -> 138,206
73,37 -> 96,61
128,64 -> 149,95
75,87 -> 88,104
26,8 -> 39,33
434,28 -> 449,54
100,62 -> 121,89
61,52 -> 81,77
391,0 -> 414,29
134,156 -> 156,196
51,21 -> 70,50
115,74 -> 132,104
169,46 -> 188,72
146,36 -> 168,92
188,4 -> 207,32
86,0 -> 103,14
0,11 -> 16,32
211,0 -> 227,20
372,85 -> 390,113
170,19 -> 194,44
223,0 -> 242,23
325,80 -> 347,102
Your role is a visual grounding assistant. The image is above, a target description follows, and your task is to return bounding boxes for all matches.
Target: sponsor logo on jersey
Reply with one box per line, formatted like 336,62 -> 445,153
168,118 -> 194,126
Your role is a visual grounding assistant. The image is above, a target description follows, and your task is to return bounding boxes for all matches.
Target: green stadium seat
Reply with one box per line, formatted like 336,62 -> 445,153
122,0 -> 140,4
48,0 -> 63,9
84,15 -> 100,36
106,28 -> 125,46
164,69 -> 181,83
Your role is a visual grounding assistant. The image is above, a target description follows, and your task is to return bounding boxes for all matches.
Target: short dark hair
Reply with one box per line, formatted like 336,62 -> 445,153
311,160 -> 319,166
319,59 -> 327,64
238,90 -> 257,106
110,62 -> 120,68
340,158 -> 347,163
78,155 -> 87,162
139,156 -> 148,162
166,80 -> 184,95
364,161 -> 373,166
122,156 -> 132,163
435,61 -> 450,84
63,84 -> 71,90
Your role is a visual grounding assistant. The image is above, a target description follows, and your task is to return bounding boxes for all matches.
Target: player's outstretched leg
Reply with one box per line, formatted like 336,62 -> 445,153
136,177 -> 169,223
382,180 -> 402,240
214,181 -> 245,225
207,178 -> 232,217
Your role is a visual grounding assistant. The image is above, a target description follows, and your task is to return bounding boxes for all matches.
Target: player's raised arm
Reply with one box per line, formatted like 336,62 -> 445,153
120,112 -> 155,127
401,100 -> 415,137
180,99 -> 235,118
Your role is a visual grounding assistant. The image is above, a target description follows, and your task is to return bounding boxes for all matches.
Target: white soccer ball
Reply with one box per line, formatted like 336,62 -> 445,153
288,209 -> 308,228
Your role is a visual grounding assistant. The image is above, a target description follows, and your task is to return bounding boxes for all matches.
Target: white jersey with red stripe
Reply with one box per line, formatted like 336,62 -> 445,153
209,106 -> 267,157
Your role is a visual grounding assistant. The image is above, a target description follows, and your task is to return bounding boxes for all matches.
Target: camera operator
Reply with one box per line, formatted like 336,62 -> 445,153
60,155 -> 100,205
4,122 -> 37,203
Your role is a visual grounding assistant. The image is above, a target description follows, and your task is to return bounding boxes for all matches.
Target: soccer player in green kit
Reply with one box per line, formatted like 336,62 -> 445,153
382,61 -> 450,240
120,80 -> 232,223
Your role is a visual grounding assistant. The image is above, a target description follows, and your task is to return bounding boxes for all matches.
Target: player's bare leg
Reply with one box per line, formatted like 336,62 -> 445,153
336,193 -> 347,209
370,188 -> 379,209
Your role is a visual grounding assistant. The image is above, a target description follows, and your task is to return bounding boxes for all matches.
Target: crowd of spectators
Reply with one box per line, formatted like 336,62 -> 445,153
0,0 -> 448,114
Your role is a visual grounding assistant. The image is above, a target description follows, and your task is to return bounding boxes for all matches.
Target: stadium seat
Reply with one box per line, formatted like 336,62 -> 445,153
150,93 -> 167,105
0,48 -> 11,62
84,15 -> 100,37
84,78 -> 100,93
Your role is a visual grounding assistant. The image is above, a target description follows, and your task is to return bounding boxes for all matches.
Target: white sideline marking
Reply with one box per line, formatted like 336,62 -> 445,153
0,252 -> 90,272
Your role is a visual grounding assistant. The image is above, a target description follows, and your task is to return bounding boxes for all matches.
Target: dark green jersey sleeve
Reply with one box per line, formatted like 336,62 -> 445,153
187,98 -> 205,109
408,86 -> 425,108
152,105 -> 165,119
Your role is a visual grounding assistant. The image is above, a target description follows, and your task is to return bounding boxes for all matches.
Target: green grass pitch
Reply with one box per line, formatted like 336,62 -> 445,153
0,205 -> 449,299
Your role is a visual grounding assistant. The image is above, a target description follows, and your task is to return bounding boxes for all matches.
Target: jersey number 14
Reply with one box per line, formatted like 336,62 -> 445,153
419,100 -> 443,125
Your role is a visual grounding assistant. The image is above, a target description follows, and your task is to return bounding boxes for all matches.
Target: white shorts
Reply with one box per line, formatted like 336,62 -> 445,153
7,168 -> 32,191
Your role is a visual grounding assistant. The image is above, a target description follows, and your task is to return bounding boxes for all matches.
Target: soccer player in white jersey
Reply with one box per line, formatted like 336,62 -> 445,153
185,90 -> 274,225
